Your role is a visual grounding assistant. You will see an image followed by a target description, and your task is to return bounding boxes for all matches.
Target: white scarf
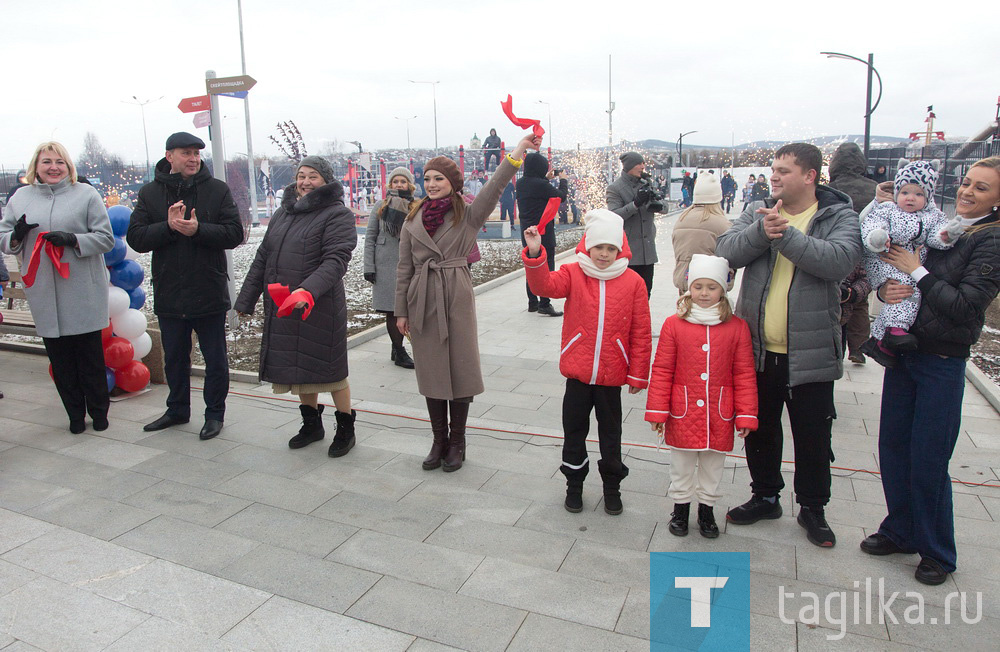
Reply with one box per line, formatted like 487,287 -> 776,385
576,252 -> 629,280
682,298 -> 724,325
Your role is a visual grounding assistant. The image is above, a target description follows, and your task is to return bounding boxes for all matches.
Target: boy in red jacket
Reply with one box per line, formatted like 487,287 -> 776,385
523,210 -> 651,515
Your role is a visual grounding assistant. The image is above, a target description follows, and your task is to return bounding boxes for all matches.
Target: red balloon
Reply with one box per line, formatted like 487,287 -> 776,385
103,337 -> 134,369
101,323 -> 113,343
115,360 -> 150,393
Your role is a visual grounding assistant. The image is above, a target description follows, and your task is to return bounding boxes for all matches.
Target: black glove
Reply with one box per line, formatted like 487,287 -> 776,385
12,215 -> 39,243
42,231 -> 78,248
364,272 -> 376,284
840,286 -> 851,303
634,188 -> 653,207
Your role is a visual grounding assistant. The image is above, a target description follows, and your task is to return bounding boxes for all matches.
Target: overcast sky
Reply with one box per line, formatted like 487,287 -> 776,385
3,0 -> 997,167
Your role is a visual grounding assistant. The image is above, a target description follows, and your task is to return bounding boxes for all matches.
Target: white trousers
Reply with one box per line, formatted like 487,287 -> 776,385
668,449 -> 727,505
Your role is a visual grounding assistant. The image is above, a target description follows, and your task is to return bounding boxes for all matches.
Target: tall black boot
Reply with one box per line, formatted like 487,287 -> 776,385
423,398 -> 449,470
391,343 -> 415,369
443,401 -> 469,472
289,405 -> 324,449
328,409 -> 356,457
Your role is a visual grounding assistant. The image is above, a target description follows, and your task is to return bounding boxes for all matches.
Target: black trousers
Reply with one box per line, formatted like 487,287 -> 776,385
43,330 -> 109,424
560,378 -> 629,485
745,351 -> 835,507
159,313 -> 229,421
500,203 -> 515,225
628,264 -> 654,298
522,224 -> 555,308
484,151 -> 501,171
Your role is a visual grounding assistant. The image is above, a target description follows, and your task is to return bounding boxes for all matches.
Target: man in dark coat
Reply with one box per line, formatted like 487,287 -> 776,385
516,152 -> 567,315
483,129 -> 502,171
127,132 -> 244,441
606,152 -> 662,296
827,142 -> 877,363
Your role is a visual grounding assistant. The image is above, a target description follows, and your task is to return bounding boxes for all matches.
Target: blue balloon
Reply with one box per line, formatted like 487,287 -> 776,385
107,205 -> 132,237
105,367 -> 116,393
104,237 -> 127,266
127,285 -> 146,310
109,259 -> 143,291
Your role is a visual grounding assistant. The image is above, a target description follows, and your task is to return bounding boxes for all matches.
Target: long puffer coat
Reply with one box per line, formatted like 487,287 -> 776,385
522,236 -> 651,388
645,314 -> 758,452
234,181 -> 356,385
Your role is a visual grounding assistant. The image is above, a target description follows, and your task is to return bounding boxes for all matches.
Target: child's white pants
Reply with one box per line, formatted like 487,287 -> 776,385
668,449 -> 727,505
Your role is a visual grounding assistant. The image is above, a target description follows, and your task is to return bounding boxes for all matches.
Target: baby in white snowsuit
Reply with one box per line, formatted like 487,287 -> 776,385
860,159 -> 962,361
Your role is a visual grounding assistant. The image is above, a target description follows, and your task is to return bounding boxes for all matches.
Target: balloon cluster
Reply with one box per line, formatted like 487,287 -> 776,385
101,205 -> 151,393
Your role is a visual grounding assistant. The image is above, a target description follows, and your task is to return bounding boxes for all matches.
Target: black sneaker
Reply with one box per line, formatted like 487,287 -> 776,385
860,337 -> 897,369
527,303 -> 539,313
882,330 -> 919,352
726,495 -> 782,524
798,506 -> 836,547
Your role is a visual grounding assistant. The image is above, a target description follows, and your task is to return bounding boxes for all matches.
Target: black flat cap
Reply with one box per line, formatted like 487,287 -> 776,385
165,132 -> 206,150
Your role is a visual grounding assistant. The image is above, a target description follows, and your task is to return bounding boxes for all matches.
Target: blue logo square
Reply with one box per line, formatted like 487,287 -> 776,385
650,552 -> 751,651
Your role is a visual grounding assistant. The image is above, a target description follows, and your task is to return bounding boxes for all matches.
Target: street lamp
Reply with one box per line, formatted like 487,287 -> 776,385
677,130 -> 697,167
409,80 -> 440,152
821,51 -> 883,160
122,95 -> 163,179
535,100 -> 552,150
348,141 -> 363,153
394,115 -> 417,153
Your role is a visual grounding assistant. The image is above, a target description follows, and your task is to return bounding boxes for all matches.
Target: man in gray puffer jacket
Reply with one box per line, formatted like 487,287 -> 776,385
715,143 -> 862,549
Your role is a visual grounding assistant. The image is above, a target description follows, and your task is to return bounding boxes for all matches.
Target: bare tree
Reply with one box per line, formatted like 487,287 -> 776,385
269,121 -> 308,162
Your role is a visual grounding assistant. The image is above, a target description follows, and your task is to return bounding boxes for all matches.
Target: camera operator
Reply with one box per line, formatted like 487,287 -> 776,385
606,152 -> 665,296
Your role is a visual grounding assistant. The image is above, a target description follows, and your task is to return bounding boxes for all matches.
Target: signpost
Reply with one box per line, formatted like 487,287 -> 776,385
192,111 -> 211,129
178,95 -> 210,113
206,75 -> 256,95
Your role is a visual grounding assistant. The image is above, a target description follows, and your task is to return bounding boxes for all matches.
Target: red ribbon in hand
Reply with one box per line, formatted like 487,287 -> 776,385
22,232 -> 69,287
537,198 -> 562,236
277,289 -> 315,320
500,95 -> 545,138
267,283 -> 291,307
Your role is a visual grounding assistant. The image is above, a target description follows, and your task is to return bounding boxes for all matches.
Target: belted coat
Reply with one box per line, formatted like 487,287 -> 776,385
395,157 -> 517,399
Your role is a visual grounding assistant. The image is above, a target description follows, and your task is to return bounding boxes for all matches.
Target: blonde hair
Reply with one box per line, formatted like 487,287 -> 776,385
961,156 -> 1000,236
678,202 -> 726,223
405,193 -> 466,225
377,178 -> 418,218
25,141 -> 76,185
676,294 -> 734,322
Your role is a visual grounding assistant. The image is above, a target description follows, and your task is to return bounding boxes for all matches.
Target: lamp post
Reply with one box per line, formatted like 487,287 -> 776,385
122,95 -> 163,179
394,115 -> 417,153
348,141 -> 363,153
409,80 -> 439,152
677,130 -> 697,167
820,51 -> 882,160
535,100 -> 552,150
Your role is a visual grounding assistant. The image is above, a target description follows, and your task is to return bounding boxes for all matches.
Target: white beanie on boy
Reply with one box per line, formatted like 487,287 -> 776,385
687,254 -> 730,290
583,209 -> 624,251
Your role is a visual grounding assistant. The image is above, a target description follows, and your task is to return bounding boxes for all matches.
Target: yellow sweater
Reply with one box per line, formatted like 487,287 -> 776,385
763,202 -> 819,353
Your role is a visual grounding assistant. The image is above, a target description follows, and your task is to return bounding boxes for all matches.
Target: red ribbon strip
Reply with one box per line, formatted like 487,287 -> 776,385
22,232 -> 69,288
276,289 -> 315,320
537,197 -> 562,236
267,283 -> 291,307
500,95 -> 545,138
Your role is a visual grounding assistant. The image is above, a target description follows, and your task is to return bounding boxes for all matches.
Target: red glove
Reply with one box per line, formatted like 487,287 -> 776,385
536,197 -> 561,235
276,289 -> 315,320
500,95 -> 545,138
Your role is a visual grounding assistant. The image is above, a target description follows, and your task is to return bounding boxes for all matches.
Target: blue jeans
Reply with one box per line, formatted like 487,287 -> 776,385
877,351 -> 965,571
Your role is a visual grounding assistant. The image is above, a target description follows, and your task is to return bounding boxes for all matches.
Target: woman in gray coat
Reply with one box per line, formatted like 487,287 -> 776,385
235,157 -> 358,456
0,142 -> 114,433
364,167 -> 416,368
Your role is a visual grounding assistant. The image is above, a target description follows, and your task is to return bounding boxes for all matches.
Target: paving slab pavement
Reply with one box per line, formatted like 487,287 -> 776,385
0,211 -> 999,650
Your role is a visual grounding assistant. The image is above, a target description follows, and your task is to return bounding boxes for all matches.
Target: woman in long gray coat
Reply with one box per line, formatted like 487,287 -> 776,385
235,156 -> 358,456
0,142 -> 114,433
396,133 -> 539,472
364,166 -> 416,368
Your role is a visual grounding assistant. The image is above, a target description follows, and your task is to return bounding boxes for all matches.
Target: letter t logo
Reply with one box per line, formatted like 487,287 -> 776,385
675,576 -> 729,627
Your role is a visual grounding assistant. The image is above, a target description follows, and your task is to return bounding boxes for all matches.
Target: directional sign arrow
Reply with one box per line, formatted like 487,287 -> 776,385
219,91 -> 249,99
178,95 -> 210,113
193,111 -> 211,129
206,75 -> 257,95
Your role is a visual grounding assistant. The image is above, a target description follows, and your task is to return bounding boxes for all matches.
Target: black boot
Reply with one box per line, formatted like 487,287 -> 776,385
443,401 -> 468,472
603,481 -> 623,515
565,481 -> 584,513
391,343 -> 415,369
328,409 -> 356,457
697,504 -> 719,538
289,405 -> 325,449
669,503 -> 691,536
423,399 -> 449,470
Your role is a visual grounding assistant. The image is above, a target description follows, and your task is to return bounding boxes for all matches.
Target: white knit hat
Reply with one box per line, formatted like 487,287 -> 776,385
583,209 -> 624,250
693,172 -> 722,204
687,254 -> 730,290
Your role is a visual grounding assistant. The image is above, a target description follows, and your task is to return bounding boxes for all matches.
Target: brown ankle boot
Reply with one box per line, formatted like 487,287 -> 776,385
423,398 -> 449,470
443,400 -> 469,472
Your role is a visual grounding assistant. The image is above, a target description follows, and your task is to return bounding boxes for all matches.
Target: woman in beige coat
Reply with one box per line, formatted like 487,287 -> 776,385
671,172 -> 734,293
397,133 -> 539,472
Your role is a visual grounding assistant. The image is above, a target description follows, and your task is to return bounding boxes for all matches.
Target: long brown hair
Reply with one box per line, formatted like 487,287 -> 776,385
962,156 -> 1000,236
405,193 -> 467,226
676,294 -> 734,322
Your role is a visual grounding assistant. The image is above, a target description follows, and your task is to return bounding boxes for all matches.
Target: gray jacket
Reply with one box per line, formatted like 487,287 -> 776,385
364,200 -> 402,313
606,173 -> 659,265
0,179 -> 114,338
715,186 -> 862,386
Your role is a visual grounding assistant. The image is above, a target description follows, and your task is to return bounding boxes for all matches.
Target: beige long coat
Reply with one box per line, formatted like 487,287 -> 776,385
395,158 -> 516,400
671,204 -> 733,292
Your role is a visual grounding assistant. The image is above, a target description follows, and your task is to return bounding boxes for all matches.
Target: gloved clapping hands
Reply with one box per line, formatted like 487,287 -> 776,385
12,215 -> 39,243
42,231 -> 77,248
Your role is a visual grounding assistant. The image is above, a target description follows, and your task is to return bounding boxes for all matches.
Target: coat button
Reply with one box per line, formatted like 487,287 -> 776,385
696,399 -> 705,407
701,373 -> 708,380
702,344 -> 709,351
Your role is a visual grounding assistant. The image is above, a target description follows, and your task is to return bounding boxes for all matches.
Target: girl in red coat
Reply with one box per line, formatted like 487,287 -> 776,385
523,210 -> 651,515
646,254 -> 757,537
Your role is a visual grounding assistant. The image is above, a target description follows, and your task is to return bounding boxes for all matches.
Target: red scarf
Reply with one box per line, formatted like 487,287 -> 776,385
22,232 -> 70,287
421,197 -> 452,237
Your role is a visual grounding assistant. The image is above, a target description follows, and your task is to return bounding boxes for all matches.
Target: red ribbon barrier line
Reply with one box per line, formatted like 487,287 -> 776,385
537,197 -> 561,235
500,95 -> 545,139
22,232 -> 69,287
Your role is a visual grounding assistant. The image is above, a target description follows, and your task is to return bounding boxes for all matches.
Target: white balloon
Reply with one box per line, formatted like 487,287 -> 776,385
112,308 -> 147,340
130,332 -> 152,360
108,286 -> 130,317
125,245 -> 140,261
